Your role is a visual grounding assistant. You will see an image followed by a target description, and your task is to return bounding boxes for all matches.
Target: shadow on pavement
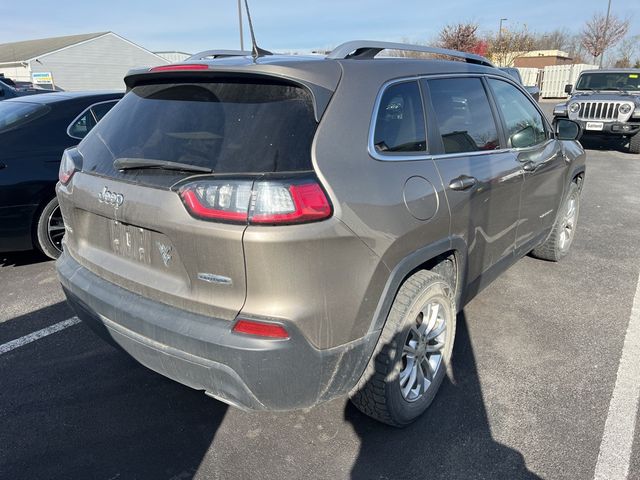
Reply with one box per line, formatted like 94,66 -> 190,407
581,137 -> 630,154
1,305 -> 539,478
0,317 -> 228,479
0,301 -> 73,344
345,311 -> 541,480
0,249 -> 52,268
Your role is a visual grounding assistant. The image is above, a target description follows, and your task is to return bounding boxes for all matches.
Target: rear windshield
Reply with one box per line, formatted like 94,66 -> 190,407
79,79 -> 318,176
576,72 -> 640,92
0,101 -> 49,134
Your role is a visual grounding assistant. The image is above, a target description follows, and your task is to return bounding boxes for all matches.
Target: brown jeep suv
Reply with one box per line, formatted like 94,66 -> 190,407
56,41 -> 585,426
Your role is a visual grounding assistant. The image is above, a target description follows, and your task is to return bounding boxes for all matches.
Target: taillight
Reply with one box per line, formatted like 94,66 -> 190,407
150,64 -> 209,72
232,319 -> 289,339
178,178 -> 332,225
251,182 -> 331,224
181,180 -> 252,222
59,148 -> 82,185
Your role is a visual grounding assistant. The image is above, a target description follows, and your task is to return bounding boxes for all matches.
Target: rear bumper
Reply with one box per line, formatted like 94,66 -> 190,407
56,251 -> 377,411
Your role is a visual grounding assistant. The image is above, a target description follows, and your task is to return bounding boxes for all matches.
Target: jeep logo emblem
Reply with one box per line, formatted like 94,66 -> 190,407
98,186 -> 124,208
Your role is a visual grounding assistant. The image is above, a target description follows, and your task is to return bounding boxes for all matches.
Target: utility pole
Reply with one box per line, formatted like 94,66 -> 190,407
600,0 -> 612,67
498,18 -> 508,67
237,0 -> 244,51
498,18 -> 508,41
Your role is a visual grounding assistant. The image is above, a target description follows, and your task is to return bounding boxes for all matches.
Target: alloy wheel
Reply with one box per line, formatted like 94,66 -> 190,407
399,300 -> 447,402
559,193 -> 578,252
47,205 -> 65,254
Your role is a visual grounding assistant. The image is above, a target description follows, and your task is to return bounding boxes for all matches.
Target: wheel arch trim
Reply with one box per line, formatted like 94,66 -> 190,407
367,236 -> 468,334
570,165 -> 585,190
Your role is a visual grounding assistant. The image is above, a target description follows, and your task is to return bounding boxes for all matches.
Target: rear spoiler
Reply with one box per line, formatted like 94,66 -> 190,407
123,64 -> 341,123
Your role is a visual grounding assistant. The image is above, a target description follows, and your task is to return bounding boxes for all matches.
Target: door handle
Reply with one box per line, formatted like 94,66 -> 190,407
0,163 -> 6,170
522,161 -> 537,172
449,175 -> 477,191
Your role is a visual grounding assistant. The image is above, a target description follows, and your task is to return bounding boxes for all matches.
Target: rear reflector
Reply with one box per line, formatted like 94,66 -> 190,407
178,178 -> 332,225
232,319 -> 289,339
150,64 -> 209,72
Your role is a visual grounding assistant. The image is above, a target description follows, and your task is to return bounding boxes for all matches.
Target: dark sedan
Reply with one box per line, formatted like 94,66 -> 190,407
0,78 -> 52,100
0,91 -> 123,258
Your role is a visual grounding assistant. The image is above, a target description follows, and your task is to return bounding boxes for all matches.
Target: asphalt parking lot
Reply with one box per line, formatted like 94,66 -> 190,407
1,101 -> 639,480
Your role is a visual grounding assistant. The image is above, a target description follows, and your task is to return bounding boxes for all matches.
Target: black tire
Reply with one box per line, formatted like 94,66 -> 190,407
630,132 -> 640,154
35,197 -> 64,260
531,182 -> 580,262
350,270 -> 456,427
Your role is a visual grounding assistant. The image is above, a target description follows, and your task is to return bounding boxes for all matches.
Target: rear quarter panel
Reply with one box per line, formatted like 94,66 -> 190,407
309,62 -> 452,344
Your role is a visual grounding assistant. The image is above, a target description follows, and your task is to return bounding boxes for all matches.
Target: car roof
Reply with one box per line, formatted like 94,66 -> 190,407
3,90 -> 123,105
125,54 -> 505,93
204,52 -> 500,71
579,68 -> 640,75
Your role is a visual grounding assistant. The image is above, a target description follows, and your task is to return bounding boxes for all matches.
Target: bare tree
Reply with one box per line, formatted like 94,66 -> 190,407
581,12 -> 629,63
612,35 -> 639,68
614,58 -> 631,68
564,34 -> 588,63
533,29 -> 571,51
438,23 -> 480,53
388,38 -> 435,59
487,26 -> 535,67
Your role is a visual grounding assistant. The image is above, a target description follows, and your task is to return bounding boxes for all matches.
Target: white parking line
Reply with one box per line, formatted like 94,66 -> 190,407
594,274 -> 640,480
0,317 -> 80,355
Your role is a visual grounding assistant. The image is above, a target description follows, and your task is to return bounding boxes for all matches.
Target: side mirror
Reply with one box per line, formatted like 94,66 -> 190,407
510,125 -> 536,149
564,84 -> 573,94
554,118 -> 581,141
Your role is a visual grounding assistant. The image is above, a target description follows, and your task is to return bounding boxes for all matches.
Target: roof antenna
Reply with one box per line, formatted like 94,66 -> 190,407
243,0 -> 272,59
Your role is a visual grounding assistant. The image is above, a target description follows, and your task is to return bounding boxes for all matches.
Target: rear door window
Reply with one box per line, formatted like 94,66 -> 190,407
68,100 -> 118,139
90,101 -> 116,121
373,81 -> 426,154
427,77 -> 500,154
79,80 -> 318,178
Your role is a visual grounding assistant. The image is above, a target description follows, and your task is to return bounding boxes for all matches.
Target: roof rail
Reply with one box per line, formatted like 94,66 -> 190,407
327,41 -> 495,68
186,50 -> 252,61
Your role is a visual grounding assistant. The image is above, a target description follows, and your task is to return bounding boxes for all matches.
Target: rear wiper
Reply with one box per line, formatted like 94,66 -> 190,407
113,158 -> 213,173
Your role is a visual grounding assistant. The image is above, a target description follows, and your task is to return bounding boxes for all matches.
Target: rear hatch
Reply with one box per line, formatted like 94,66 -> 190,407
60,71 -> 332,321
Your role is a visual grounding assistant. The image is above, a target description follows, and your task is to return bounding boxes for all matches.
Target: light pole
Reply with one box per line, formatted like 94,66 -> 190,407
600,0 -> 612,67
237,0 -> 244,51
498,18 -> 508,41
498,18 -> 508,67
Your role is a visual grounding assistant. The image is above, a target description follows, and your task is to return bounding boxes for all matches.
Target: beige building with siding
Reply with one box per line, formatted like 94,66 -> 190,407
0,32 -> 169,91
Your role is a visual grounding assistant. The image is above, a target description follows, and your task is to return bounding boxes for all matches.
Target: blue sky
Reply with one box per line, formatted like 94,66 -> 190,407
2,0 -> 638,54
